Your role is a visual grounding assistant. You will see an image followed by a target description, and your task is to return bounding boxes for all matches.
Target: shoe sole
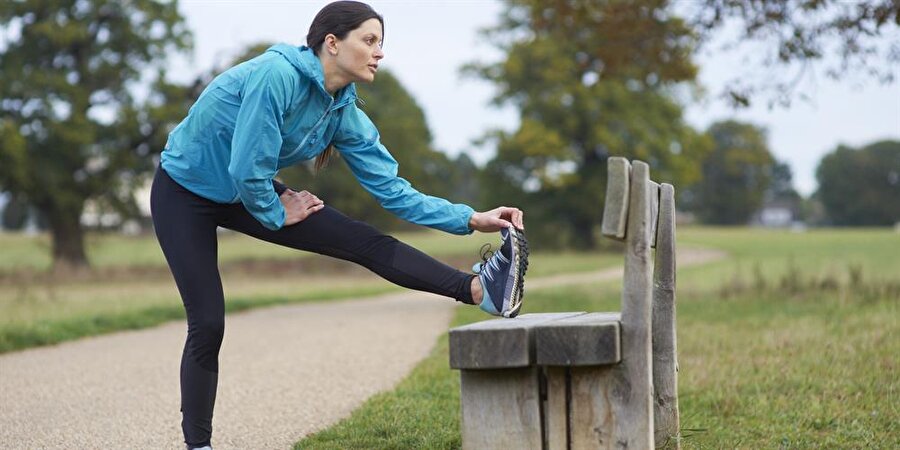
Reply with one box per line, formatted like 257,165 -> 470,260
503,227 -> 529,318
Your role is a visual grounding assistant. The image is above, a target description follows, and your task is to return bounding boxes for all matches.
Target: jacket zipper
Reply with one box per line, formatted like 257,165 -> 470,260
283,94 -> 356,160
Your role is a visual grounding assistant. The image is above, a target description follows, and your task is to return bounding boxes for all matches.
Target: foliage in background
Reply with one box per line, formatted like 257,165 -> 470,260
685,120 -> 776,224
689,0 -> 900,107
0,195 -> 44,230
815,139 -> 900,226
765,160 -> 803,215
0,0 -> 192,270
467,0 -> 710,248
467,0 -> 899,242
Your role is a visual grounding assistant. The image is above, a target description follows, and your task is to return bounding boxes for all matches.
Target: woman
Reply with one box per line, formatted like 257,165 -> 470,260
150,2 -> 528,448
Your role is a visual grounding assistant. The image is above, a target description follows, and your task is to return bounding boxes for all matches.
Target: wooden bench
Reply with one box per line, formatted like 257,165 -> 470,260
449,158 -> 680,449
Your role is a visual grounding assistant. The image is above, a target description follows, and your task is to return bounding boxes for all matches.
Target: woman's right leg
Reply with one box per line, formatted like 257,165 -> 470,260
221,204 -> 477,304
150,168 -> 225,448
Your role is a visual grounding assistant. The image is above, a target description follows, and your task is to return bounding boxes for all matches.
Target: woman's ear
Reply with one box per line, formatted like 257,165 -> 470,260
324,34 -> 339,56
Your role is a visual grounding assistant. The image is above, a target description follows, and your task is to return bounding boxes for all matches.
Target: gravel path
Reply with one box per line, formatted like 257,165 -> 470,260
0,248 -> 724,449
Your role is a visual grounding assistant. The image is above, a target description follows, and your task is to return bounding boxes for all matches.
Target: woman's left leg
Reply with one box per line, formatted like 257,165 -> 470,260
220,204 -> 476,304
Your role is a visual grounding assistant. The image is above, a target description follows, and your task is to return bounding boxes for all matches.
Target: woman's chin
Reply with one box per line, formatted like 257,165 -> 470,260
357,69 -> 377,83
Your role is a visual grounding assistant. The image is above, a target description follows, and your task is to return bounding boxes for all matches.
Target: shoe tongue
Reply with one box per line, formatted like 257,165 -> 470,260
500,228 -> 512,257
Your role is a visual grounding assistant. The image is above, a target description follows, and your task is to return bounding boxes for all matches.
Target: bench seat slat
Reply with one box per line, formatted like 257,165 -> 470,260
449,312 -> 585,370
535,312 -> 622,366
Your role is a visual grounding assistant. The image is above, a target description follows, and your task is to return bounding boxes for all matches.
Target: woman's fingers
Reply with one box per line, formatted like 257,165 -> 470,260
289,190 -> 323,207
306,194 -> 323,205
475,206 -> 524,232
497,206 -> 524,229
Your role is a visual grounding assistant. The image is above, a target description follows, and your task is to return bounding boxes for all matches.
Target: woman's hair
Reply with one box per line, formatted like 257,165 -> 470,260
307,1 -> 384,55
307,1 -> 384,172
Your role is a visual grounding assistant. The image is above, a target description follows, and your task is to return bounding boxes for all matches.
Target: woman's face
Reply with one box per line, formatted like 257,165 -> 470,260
333,18 -> 384,84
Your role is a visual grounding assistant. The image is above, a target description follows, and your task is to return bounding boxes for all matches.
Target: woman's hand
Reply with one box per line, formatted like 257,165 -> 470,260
468,206 -> 525,233
280,189 -> 325,226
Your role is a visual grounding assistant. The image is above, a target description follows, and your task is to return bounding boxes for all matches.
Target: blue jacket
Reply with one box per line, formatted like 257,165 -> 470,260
160,44 -> 475,234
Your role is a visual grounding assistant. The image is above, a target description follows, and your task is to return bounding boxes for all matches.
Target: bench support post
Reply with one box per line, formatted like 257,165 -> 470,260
459,368 -> 544,449
652,183 -> 680,449
609,159 -> 655,448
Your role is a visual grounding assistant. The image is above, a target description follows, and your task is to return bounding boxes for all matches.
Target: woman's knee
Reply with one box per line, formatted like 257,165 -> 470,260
190,317 -> 225,344
186,317 -> 225,371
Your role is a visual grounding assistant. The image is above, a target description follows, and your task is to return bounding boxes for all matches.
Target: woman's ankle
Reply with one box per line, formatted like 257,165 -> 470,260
470,276 -> 483,305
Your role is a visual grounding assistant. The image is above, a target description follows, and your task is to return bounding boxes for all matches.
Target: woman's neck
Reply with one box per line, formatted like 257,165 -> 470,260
318,54 -> 349,96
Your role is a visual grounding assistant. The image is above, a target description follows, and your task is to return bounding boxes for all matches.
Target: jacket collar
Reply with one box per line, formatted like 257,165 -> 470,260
266,44 -> 358,107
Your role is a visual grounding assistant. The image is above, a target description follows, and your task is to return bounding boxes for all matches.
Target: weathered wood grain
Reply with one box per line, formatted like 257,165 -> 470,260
569,366 -> 620,449
601,157 -> 631,240
460,367 -> 544,449
545,367 -> 569,450
652,183 -> 680,449
649,181 -> 660,249
611,159 -> 655,448
535,312 -> 622,367
449,312 -> 584,370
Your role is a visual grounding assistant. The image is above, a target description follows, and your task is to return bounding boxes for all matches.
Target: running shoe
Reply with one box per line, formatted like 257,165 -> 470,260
472,227 -> 529,318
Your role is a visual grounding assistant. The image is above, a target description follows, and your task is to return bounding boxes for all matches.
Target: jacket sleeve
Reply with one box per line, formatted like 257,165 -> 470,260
333,104 -> 475,235
228,61 -> 295,230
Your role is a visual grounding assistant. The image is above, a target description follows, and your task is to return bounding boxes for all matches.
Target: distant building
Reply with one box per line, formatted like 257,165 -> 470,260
752,198 -> 801,228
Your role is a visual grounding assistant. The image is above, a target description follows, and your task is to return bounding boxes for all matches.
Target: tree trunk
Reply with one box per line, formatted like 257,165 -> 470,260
47,207 -> 89,274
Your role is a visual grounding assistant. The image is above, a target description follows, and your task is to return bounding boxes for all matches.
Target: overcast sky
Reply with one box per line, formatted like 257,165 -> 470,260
170,0 -> 900,197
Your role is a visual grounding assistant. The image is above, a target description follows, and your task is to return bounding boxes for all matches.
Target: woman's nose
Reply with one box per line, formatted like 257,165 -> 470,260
374,47 -> 384,60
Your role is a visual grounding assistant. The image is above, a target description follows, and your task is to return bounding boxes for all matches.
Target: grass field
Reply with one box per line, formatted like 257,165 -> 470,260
296,227 -> 899,449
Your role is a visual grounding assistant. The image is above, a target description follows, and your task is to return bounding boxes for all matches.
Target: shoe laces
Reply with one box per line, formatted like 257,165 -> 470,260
479,243 -> 494,263
476,242 -> 509,282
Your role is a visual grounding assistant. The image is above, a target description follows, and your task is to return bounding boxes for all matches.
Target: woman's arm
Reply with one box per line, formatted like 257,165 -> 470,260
333,104 -> 478,234
229,60 -> 297,230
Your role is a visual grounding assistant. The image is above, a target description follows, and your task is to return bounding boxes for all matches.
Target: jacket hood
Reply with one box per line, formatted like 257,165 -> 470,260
266,43 -> 357,104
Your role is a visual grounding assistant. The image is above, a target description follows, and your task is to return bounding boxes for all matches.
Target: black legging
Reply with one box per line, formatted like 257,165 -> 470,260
150,167 -> 475,447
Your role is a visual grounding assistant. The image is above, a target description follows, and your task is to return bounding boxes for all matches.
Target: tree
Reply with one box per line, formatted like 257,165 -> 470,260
0,0 -> 192,271
768,161 -> 799,202
765,160 -> 803,220
688,121 -> 776,224
689,0 -> 900,107
815,140 -> 900,226
467,0 -> 709,248
0,195 -> 42,231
